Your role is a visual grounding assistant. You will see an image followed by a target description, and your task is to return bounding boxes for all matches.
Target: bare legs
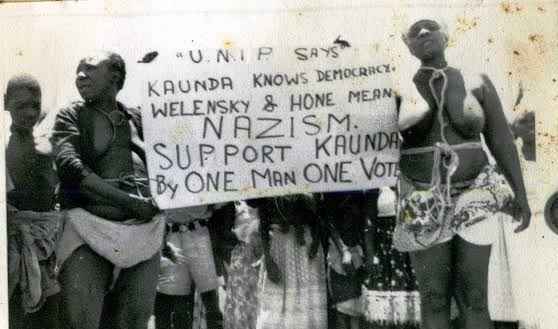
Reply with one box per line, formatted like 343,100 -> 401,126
201,290 -> 224,329
411,241 -> 452,329
410,236 -> 493,329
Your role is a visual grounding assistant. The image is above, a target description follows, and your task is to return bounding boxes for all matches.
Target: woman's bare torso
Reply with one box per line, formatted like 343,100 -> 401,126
85,108 -> 148,220
400,67 -> 488,183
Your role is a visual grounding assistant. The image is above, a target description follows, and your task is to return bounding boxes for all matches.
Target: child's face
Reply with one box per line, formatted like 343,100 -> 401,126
6,88 -> 41,129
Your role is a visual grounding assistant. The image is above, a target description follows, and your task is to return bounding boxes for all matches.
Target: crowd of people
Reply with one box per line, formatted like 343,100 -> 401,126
5,19 -> 535,329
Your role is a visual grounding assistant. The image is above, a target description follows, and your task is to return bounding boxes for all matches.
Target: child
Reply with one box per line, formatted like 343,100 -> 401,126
5,74 -> 61,329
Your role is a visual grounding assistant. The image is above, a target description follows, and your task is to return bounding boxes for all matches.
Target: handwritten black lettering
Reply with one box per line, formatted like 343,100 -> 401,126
255,118 -> 283,139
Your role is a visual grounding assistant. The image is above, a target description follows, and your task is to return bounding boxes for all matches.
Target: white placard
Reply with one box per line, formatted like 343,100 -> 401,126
139,46 -> 399,208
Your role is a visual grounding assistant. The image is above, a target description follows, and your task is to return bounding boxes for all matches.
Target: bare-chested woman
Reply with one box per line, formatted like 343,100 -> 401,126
394,19 -> 531,329
52,52 -> 164,329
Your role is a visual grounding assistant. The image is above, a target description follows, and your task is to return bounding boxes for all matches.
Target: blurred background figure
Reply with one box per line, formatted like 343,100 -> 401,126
361,187 -> 421,329
322,191 -> 369,329
5,74 -> 61,329
156,203 -> 234,329
222,201 -> 262,329
511,111 -> 535,162
247,194 -> 328,329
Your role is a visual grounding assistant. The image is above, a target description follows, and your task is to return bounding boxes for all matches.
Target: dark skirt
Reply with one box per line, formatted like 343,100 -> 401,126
361,215 -> 420,328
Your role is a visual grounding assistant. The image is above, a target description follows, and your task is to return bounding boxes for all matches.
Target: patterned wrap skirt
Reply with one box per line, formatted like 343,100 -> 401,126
393,165 -> 514,252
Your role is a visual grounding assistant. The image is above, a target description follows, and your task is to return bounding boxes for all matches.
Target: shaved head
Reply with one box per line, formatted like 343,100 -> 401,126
5,74 -> 41,101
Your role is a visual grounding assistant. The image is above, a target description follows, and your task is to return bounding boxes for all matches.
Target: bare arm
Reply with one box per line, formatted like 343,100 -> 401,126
397,84 -> 434,132
479,75 -> 531,231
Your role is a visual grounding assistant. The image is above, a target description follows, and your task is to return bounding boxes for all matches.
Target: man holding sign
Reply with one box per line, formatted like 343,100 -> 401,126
51,51 -> 165,329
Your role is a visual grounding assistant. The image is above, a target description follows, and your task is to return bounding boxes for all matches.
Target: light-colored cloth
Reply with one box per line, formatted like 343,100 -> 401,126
56,208 -> 165,269
157,225 -> 220,295
361,289 -> 421,324
232,201 -> 260,244
377,187 -> 396,217
257,226 -> 327,329
488,213 -> 516,321
486,139 -> 538,323
8,210 -> 63,313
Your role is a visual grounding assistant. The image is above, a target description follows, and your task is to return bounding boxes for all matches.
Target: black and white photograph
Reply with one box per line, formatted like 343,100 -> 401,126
0,1 -> 555,329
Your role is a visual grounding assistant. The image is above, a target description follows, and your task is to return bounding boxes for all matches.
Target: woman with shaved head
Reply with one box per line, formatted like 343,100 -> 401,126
394,19 -> 531,329
52,51 -> 164,329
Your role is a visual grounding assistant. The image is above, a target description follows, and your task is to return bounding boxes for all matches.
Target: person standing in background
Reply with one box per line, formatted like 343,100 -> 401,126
155,204 -> 232,329
247,194 -> 328,329
5,74 -> 61,329
321,191 -> 370,329
222,201 -> 262,329
361,187 -> 421,329
511,111 -> 535,162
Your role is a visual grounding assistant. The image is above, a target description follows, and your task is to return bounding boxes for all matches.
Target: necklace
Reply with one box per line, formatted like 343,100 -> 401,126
94,102 -> 128,148
96,104 -> 127,126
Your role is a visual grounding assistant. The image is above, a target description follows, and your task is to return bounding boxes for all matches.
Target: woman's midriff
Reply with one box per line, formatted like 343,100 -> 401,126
400,121 -> 488,184
400,147 -> 488,183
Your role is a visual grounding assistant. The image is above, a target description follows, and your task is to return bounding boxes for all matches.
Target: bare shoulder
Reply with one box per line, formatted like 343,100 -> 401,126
463,71 -> 501,105
461,70 -> 486,91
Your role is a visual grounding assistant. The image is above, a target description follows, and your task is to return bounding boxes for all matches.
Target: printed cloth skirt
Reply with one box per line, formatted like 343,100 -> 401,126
361,215 -> 420,328
223,242 -> 261,329
393,165 -> 514,252
257,226 -> 327,329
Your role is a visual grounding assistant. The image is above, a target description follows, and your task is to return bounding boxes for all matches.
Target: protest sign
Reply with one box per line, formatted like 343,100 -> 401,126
139,46 -> 399,208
